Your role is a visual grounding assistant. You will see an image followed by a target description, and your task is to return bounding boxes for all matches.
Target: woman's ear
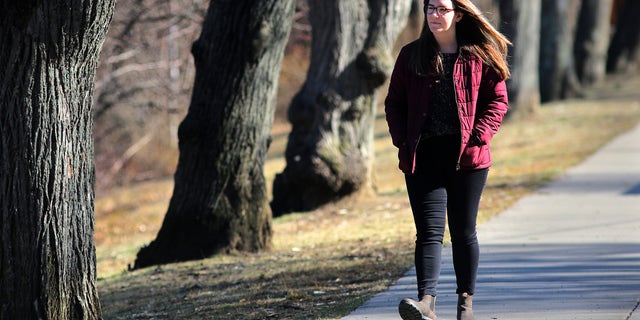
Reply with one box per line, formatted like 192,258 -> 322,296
455,12 -> 463,22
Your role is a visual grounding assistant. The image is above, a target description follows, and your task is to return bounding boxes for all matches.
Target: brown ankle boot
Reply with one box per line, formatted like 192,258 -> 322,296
398,295 -> 437,320
457,293 -> 475,320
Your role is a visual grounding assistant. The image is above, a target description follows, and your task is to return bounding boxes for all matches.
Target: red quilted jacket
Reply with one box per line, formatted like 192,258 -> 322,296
385,41 -> 509,174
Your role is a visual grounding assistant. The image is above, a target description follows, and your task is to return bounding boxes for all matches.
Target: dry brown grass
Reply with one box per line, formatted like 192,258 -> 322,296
96,73 -> 640,319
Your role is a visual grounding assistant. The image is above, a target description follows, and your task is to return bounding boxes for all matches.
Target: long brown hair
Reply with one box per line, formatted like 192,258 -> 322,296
411,0 -> 511,80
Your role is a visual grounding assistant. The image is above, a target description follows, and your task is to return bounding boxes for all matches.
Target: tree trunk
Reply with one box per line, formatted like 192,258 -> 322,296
574,0 -> 613,85
472,0 -> 501,26
0,1 -> 115,319
607,0 -> 640,73
271,0 -> 412,215
498,0 -> 541,119
539,0 -> 582,102
133,0 -> 295,269
395,0 -> 423,50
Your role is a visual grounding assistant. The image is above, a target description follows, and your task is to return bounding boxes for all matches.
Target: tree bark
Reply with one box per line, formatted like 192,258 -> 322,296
574,0 -> 613,85
539,0 -> 582,102
498,0 -> 541,118
271,0 -> 412,215
0,1 -> 115,319
134,0 -> 295,269
607,0 -> 640,73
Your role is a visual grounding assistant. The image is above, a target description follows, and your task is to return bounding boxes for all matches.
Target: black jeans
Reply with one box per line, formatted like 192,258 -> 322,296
405,135 -> 488,297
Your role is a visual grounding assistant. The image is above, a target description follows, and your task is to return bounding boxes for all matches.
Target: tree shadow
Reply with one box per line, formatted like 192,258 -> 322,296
623,182 -> 640,195
345,243 -> 640,319
438,243 -> 640,318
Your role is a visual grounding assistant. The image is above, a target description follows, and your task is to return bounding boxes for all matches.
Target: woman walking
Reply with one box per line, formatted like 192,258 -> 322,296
384,0 -> 510,319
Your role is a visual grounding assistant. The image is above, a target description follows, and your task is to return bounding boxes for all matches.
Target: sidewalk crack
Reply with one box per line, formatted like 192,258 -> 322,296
626,299 -> 640,320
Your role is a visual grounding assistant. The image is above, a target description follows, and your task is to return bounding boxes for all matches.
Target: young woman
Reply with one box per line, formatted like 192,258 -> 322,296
384,0 -> 510,319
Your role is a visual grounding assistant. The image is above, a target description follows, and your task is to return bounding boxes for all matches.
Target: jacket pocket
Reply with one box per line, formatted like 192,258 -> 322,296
398,144 -> 412,173
461,144 -> 491,168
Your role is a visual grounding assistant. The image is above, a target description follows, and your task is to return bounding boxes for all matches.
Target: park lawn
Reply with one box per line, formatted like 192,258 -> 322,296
96,73 -> 640,319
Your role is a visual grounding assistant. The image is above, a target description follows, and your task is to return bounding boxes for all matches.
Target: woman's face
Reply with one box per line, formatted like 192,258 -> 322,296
426,0 -> 463,35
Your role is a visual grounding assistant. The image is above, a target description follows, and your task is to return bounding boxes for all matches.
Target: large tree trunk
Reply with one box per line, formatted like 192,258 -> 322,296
498,0 -> 541,118
574,0 -> 613,85
0,1 -> 115,319
539,0 -> 582,102
607,0 -> 640,73
271,0 -> 412,215
133,0 -> 295,269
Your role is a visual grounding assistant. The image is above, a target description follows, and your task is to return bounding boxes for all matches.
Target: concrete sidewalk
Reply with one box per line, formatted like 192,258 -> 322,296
342,123 -> 640,320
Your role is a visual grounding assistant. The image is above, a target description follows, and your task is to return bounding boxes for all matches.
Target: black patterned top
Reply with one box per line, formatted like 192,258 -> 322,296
422,53 -> 460,139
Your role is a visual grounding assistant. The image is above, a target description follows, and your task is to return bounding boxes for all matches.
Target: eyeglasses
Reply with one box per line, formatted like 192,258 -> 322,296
425,5 -> 455,16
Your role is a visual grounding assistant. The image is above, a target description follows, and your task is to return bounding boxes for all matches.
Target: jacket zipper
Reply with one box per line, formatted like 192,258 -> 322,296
453,54 -> 463,171
411,131 -> 422,174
